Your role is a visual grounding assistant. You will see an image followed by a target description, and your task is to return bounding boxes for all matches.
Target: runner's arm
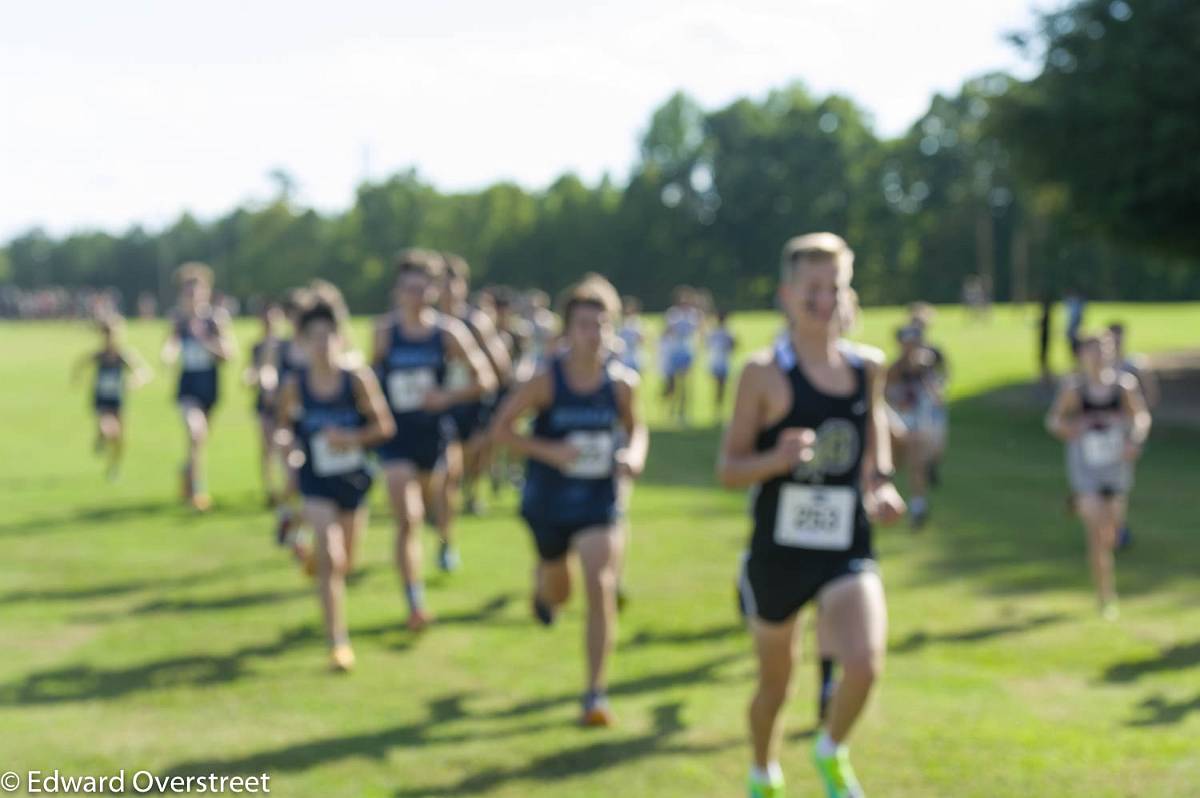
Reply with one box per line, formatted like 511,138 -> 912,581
349,367 -> 397,446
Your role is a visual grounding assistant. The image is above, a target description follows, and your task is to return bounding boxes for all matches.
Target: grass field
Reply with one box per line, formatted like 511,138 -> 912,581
2,303 -> 1199,797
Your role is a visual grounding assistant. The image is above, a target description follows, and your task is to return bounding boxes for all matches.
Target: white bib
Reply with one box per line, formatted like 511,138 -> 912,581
95,371 -> 123,399
387,368 -> 435,412
1081,427 -> 1124,468
310,432 -> 365,477
444,360 -> 472,391
774,484 -> 856,550
564,430 -> 615,479
181,339 -> 214,371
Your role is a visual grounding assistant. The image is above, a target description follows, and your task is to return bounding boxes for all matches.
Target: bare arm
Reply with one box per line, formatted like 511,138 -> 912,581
371,316 -> 391,369
716,360 -> 809,489
471,310 -> 514,385
863,358 -> 896,477
441,318 -> 497,404
1045,379 -> 1082,442
489,373 -> 577,470
1120,375 -> 1152,447
122,348 -> 154,388
161,324 -> 180,365
349,367 -> 397,446
614,373 -> 649,477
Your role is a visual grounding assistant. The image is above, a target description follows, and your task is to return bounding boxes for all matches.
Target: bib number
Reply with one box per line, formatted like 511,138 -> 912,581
387,368 -> 435,412
181,340 -> 213,371
310,432 -> 365,477
96,372 -> 122,400
1081,427 -> 1123,467
564,431 -> 614,479
774,485 -> 856,550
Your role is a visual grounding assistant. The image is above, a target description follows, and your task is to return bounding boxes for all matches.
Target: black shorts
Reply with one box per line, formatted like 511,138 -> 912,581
740,553 -> 878,624
94,399 -> 121,416
448,401 -> 485,442
377,414 -> 452,472
299,468 -> 374,511
523,516 -> 616,562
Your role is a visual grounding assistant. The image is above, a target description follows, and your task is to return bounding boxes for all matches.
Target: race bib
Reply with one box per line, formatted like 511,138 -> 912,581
181,340 -> 213,371
387,368 -> 435,412
1081,427 -> 1124,467
310,432 -> 365,477
564,431 -> 615,479
95,371 -> 123,400
444,360 -> 472,391
774,484 -> 856,550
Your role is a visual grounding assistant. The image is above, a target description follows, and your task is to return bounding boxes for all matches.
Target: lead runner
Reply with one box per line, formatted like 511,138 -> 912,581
719,233 -> 905,798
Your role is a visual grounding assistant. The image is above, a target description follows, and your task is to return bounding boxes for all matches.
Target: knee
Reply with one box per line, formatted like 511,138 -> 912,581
318,536 -> 347,577
755,675 -> 793,709
841,649 -> 885,685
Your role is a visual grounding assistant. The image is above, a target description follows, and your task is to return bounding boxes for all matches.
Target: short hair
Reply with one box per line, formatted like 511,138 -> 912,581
307,279 -> 349,327
175,262 -> 214,288
97,315 -> 125,336
394,248 -> 444,281
780,233 -> 854,283
442,252 -> 471,282
908,301 -> 935,325
622,296 -> 641,314
1107,321 -> 1126,337
558,273 -> 622,326
297,299 -> 340,333
282,287 -> 310,317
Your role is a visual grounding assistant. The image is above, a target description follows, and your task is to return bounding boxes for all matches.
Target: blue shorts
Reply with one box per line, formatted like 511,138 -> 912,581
299,467 -> 374,511
377,413 -> 452,472
448,401 -> 486,442
668,350 -> 694,376
178,371 -> 218,413
522,516 -> 618,562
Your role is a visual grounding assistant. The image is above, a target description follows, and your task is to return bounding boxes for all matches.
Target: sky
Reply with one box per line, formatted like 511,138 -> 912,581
1,1 -> 1041,241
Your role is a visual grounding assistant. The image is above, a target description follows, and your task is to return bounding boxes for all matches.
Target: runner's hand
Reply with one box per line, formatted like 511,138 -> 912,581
1122,441 -> 1143,462
422,389 -> 453,413
545,441 -> 581,471
773,427 -> 815,474
866,481 -> 906,525
615,448 -> 641,478
324,428 -> 359,451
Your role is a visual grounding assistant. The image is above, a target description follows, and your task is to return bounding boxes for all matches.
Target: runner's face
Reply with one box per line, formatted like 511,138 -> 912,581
1079,340 -> 1103,374
568,304 -> 608,356
780,258 -> 842,331
180,279 -> 209,312
303,319 -> 340,365
395,273 -> 432,313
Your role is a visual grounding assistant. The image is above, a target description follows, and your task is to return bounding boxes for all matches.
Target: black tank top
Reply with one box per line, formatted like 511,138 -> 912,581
296,368 -> 369,482
1079,380 -> 1121,431
750,339 -> 872,563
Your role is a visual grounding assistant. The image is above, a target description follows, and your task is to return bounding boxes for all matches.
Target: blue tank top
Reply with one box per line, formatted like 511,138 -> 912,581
522,356 -> 620,526
379,318 -> 447,418
296,368 -> 369,481
176,315 -> 219,375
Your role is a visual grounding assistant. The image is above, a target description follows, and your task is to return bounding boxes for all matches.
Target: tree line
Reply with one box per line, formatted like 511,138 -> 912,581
4,0 -> 1197,313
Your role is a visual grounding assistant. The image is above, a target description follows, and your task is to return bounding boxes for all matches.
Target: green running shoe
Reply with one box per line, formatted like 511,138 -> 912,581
747,773 -> 785,798
812,739 -> 864,798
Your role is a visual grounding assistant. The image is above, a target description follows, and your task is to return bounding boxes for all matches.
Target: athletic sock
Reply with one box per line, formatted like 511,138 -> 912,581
404,583 -> 425,613
750,762 -> 783,784
815,730 -> 842,758
820,657 -> 835,690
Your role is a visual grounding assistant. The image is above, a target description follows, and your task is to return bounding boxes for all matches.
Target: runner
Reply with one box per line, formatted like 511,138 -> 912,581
374,249 -> 496,630
246,301 -> 288,506
617,296 -> 645,374
719,232 -> 905,798
707,309 -> 738,413
276,288 -> 394,671
439,253 -> 512,520
885,323 -> 946,529
660,287 -> 702,425
160,262 -> 236,511
1045,333 -> 1151,619
491,273 -> 649,727
70,315 -> 152,480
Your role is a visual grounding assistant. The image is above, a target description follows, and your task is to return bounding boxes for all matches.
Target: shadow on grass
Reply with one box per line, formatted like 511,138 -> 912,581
161,655 -> 742,787
393,702 -> 739,797
0,495 -> 268,538
622,622 -> 743,650
890,612 -> 1070,655
0,625 -> 321,706
1102,640 -> 1200,684
1126,693 -> 1200,727
0,558 -> 285,606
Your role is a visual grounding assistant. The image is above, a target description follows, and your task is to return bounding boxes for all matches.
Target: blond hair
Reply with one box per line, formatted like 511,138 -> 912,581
393,248 -> 445,281
175,261 -> 214,288
780,232 -> 854,283
558,273 -> 622,325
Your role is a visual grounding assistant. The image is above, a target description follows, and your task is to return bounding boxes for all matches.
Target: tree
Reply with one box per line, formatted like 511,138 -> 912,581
991,0 -> 1200,258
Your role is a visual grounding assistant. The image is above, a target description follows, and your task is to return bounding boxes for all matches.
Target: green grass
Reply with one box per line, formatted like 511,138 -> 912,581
1,303 -> 1198,797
